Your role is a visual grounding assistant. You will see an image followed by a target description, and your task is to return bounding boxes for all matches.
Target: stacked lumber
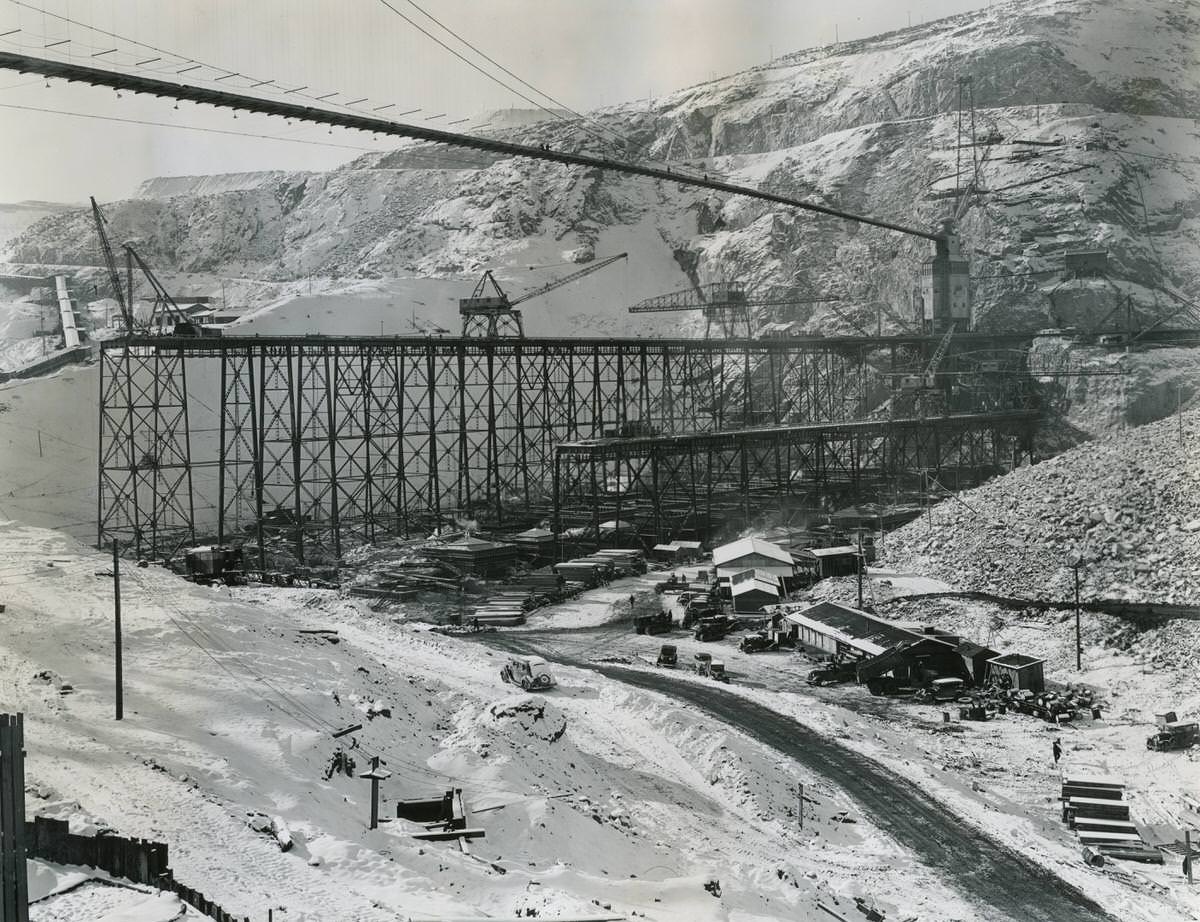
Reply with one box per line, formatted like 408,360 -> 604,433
1060,776 -> 1163,865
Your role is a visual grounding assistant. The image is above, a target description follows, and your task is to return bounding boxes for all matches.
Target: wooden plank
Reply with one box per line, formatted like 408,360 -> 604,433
1077,830 -> 1143,844
410,827 -> 486,842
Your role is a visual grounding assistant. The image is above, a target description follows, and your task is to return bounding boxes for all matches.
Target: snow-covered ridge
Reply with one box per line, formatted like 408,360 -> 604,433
4,0 -> 1198,344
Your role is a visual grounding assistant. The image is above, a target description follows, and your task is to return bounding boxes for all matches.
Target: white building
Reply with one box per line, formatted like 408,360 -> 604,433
712,537 -> 795,582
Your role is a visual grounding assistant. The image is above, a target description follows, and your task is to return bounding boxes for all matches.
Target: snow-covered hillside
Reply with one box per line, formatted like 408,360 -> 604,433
3,0 -> 1197,339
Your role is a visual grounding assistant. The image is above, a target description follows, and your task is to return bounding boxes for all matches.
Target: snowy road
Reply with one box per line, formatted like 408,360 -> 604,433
485,630 -> 1119,922
590,665 -> 1119,922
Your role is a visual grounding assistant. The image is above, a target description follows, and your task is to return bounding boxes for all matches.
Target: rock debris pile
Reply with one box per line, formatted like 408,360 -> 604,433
884,407 -> 1200,604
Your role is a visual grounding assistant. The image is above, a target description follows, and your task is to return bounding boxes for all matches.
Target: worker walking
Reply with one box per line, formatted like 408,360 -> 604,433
1052,737 -> 1062,766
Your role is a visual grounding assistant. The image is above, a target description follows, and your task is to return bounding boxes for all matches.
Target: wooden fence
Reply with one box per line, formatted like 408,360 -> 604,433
25,815 -> 248,922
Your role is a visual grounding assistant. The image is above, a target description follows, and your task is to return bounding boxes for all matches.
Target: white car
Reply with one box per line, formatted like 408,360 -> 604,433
500,655 -> 556,691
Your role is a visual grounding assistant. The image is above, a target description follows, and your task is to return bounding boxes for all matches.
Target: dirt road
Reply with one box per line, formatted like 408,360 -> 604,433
485,624 -> 1118,922
590,663 -> 1117,922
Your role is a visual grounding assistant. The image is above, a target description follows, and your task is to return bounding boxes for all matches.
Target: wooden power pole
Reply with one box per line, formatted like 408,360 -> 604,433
113,539 -> 124,720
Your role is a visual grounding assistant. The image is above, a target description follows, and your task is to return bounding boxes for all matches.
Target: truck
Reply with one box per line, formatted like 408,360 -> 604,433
693,616 -> 735,642
1146,721 -> 1199,752
634,611 -> 673,635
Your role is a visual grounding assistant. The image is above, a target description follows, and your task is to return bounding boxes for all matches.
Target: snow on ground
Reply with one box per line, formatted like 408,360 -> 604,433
509,562 -> 1200,922
0,518 -> 994,921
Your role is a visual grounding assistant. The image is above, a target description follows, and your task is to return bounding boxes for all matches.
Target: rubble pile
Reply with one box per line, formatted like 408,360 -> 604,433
884,407 -> 1200,604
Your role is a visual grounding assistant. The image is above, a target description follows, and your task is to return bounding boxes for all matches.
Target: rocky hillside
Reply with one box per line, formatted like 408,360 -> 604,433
881,402 -> 1200,605
3,0 -> 1198,341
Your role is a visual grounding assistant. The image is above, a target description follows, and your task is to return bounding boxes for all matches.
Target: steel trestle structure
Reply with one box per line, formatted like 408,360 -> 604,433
98,333 -> 1041,565
551,411 -> 1039,545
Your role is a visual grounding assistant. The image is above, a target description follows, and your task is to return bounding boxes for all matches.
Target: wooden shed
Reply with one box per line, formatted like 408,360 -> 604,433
987,652 -> 1045,693
794,545 -> 860,583
730,570 -> 782,613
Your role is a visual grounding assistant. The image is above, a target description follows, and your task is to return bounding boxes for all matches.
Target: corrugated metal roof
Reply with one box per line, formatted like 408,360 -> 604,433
782,600 -> 927,651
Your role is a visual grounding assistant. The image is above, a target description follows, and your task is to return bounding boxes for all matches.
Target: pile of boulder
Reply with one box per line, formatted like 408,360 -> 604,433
883,406 -> 1200,605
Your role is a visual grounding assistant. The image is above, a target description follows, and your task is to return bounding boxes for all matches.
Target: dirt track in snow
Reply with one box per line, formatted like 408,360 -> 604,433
592,664 -> 1118,922
484,627 -> 1117,922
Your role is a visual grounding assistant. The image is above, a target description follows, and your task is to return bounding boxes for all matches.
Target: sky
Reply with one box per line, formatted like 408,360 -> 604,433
0,0 -> 995,203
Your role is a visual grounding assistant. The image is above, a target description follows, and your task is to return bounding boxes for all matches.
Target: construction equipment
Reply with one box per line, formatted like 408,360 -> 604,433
460,252 -> 627,338
1146,721 -> 1199,752
738,631 -> 777,653
806,655 -> 859,686
180,545 -> 245,586
90,196 -> 135,333
628,283 -> 840,339
693,615 -> 735,642
634,611 -> 673,635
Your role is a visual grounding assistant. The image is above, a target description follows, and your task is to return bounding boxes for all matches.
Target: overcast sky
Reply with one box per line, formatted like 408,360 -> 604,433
0,0 -> 994,203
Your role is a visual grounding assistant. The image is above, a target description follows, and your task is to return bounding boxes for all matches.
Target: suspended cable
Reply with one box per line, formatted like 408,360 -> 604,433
0,100 -> 384,152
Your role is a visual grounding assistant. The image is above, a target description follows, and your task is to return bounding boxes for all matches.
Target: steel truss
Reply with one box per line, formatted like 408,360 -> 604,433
98,333 -> 1039,564
551,411 -> 1038,546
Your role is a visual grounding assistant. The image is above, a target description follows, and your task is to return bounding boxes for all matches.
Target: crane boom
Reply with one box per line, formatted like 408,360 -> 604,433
510,252 -> 627,307
90,196 -> 134,332
125,245 -> 187,331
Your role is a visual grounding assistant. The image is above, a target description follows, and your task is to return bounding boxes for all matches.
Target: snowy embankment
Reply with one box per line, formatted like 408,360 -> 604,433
1,518 -> 985,921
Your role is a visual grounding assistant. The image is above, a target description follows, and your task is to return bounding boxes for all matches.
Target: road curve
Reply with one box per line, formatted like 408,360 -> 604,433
590,663 -> 1119,922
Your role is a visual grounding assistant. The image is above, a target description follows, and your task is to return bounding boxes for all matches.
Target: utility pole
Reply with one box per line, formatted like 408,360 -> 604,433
113,539 -> 124,720
856,531 -> 865,610
1072,558 -> 1082,672
360,756 -> 391,830
1179,385 -> 1185,447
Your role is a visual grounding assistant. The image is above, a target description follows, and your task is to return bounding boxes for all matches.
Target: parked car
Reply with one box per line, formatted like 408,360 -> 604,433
1147,721 -> 1200,751
656,644 -> 678,667
739,632 -> 777,654
500,655 -> 556,691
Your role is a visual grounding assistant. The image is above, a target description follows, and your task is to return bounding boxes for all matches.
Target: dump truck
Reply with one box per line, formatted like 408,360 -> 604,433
1146,721 -> 1199,751
807,656 -> 859,687
694,616 -> 735,642
634,611 -> 673,635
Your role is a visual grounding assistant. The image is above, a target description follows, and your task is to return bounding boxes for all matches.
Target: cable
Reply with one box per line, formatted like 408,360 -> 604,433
397,0 -> 633,153
373,0 -> 626,157
0,100 -> 382,152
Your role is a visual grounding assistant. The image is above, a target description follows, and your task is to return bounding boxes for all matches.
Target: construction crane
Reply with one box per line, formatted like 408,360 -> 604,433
459,252 -> 627,338
628,283 -> 840,339
90,197 -> 135,333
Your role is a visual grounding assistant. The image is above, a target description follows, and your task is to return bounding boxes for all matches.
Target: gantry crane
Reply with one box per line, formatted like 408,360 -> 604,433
627,282 -> 840,339
459,252 -> 628,338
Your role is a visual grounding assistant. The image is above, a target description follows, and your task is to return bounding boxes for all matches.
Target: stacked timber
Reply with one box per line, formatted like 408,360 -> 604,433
1060,776 -> 1163,864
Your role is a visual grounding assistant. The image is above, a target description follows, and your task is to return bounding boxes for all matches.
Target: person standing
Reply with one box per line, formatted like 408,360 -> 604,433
1052,737 -> 1063,766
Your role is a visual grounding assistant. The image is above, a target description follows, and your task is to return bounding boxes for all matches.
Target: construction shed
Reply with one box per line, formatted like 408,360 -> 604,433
987,652 -> 1046,693
713,538 -> 795,582
423,537 -> 518,578
730,570 -> 782,613
508,527 -> 556,563
955,640 -> 1000,684
794,545 -> 860,583
778,600 -> 925,658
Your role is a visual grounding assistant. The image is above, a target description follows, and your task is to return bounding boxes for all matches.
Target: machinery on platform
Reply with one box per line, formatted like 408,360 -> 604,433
628,284 -> 842,339
91,196 -> 218,337
460,253 -> 627,338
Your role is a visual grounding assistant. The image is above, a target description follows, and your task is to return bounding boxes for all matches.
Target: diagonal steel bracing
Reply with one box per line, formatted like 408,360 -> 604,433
98,334 -> 1041,564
